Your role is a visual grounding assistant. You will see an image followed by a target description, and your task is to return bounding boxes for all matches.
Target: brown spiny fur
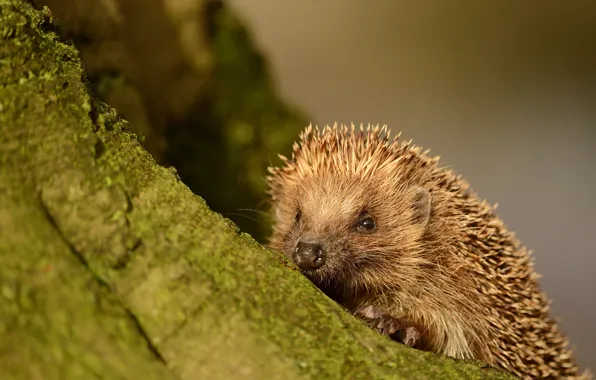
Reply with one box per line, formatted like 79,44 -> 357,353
266,123 -> 590,380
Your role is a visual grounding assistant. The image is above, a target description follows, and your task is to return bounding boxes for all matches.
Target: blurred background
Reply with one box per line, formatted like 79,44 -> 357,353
34,0 -> 595,371
228,0 -> 596,370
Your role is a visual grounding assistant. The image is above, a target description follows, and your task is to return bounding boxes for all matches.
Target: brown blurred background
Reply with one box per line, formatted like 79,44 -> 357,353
229,0 -> 596,370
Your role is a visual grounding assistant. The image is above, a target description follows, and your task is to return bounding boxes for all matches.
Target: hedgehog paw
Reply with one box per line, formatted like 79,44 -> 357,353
399,326 -> 420,347
354,305 -> 401,336
371,314 -> 402,336
354,305 -> 420,347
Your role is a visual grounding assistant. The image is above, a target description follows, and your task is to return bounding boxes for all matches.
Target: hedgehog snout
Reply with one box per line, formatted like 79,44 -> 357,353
293,239 -> 327,271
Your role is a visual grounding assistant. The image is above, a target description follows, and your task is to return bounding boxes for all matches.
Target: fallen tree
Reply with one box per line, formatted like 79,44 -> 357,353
0,1 -> 516,379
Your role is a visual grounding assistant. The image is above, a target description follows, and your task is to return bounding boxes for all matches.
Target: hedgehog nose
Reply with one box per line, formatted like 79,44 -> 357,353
293,241 -> 326,270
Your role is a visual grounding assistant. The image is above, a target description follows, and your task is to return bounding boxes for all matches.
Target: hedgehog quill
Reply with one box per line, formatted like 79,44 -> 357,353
266,123 -> 590,379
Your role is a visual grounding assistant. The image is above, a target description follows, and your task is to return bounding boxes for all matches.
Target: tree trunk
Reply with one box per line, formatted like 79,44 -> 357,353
0,1 -> 516,379
30,0 -> 308,242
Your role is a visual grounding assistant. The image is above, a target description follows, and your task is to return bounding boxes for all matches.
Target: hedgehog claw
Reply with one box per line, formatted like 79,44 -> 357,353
400,326 -> 420,347
354,304 -> 383,320
354,305 -> 420,347
371,315 -> 401,336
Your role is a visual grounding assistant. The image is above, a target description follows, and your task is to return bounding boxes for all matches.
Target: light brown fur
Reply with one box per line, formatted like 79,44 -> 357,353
266,123 -> 590,379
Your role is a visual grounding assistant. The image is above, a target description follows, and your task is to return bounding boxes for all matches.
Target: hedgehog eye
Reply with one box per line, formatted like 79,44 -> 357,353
358,218 -> 375,231
356,213 -> 376,232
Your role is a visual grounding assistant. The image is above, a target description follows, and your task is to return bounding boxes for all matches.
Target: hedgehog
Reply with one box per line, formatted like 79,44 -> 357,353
265,123 -> 590,379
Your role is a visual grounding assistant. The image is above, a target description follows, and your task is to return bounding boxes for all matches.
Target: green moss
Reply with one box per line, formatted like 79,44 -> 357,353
0,2 -> 173,379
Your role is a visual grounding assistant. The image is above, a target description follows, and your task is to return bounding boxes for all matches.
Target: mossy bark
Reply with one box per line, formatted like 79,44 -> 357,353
31,0 -> 307,242
0,1 -> 517,379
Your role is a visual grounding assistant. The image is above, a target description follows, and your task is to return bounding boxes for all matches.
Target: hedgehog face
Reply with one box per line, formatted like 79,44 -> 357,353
269,170 -> 432,297
270,175 -> 372,289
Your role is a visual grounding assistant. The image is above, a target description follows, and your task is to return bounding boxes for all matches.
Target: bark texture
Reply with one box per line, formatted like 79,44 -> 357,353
0,1 -> 517,379
31,0 -> 307,242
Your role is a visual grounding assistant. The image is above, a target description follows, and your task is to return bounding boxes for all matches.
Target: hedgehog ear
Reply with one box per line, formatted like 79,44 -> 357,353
412,187 -> 431,228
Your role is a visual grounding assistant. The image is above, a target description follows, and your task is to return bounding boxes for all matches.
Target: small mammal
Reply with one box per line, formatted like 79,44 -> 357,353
266,123 -> 589,379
